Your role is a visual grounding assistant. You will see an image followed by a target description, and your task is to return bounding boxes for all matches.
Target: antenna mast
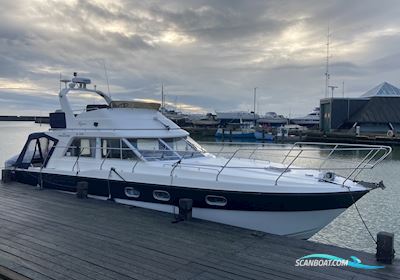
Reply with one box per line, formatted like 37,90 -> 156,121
253,87 -> 257,124
253,87 -> 257,114
324,26 -> 331,98
161,83 -> 164,109
103,60 -> 111,98
342,81 -> 345,97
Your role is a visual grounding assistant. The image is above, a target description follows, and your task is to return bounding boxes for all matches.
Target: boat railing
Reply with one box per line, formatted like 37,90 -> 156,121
197,141 -> 391,185
47,142 -> 391,186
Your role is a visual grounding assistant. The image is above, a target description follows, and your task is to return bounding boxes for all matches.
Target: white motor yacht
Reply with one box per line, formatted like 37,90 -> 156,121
3,75 -> 391,239
291,107 -> 320,127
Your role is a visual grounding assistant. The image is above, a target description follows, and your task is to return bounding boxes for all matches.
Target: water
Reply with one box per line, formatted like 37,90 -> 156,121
0,122 -> 49,167
0,122 -> 399,254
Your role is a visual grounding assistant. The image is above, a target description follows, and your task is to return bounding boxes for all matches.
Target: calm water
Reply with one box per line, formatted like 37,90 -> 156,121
0,122 -> 399,254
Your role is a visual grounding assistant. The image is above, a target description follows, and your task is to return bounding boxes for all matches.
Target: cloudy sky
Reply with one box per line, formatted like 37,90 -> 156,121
1,0 -> 400,116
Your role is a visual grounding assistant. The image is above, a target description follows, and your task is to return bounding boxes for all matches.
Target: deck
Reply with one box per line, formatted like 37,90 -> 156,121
0,182 -> 398,280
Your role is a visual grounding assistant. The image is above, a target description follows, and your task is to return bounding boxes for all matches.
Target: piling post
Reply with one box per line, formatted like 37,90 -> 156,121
178,198 -> 193,221
376,232 -> 395,264
1,169 -> 13,184
76,181 -> 89,199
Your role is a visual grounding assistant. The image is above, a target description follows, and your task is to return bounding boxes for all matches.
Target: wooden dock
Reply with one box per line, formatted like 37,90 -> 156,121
0,182 -> 398,280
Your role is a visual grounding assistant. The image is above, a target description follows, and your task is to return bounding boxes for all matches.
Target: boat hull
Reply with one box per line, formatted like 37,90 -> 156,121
254,131 -> 274,141
114,198 -> 346,239
215,131 -> 255,138
11,169 -> 368,239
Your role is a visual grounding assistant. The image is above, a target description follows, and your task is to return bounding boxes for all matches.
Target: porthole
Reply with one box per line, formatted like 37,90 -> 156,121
125,187 -> 140,198
205,195 -> 227,206
153,190 -> 170,201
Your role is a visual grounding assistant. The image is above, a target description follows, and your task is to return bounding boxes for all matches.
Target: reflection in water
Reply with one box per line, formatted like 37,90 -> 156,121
0,122 -> 398,253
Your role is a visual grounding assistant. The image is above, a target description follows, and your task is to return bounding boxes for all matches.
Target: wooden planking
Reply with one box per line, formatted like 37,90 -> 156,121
0,265 -> 34,280
0,182 -> 399,280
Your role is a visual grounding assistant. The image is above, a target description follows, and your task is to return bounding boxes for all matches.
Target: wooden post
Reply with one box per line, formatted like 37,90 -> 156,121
76,181 -> 88,199
376,232 -> 395,264
1,169 -> 12,184
178,198 -> 193,221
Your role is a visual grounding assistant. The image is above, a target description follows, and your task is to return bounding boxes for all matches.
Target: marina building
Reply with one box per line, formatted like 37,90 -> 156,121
320,82 -> 400,136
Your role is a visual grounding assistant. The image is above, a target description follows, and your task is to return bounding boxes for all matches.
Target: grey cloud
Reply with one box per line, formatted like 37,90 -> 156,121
1,0 -> 400,116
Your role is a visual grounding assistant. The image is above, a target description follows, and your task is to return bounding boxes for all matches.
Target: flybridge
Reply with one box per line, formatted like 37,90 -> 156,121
50,73 -> 184,136
58,73 -> 161,113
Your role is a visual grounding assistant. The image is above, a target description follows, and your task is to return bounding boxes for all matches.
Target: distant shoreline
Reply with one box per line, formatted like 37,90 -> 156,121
0,116 -> 49,123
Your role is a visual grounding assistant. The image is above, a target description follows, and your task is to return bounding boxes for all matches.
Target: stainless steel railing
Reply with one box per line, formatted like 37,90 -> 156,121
34,141 -> 391,186
199,141 -> 391,185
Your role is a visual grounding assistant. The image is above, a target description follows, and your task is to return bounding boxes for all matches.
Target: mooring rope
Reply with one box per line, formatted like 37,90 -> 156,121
345,186 -> 377,244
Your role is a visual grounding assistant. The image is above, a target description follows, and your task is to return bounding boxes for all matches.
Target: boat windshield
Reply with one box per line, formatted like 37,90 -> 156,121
126,137 -> 205,161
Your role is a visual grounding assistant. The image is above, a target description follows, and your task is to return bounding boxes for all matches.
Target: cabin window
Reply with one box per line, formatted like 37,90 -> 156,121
153,190 -> 170,201
121,141 -> 138,160
101,138 -> 121,159
101,139 -> 138,160
125,187 -> 140,198
65,138 -> 96,157
205,195 -> 227,206
162,137 -> 202,159
128,139 -> 175,161
136,139 -> 159,150
126,137 -> 204,161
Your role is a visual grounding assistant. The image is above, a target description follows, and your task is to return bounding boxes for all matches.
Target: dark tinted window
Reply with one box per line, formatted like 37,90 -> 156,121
102,139 -> 121,159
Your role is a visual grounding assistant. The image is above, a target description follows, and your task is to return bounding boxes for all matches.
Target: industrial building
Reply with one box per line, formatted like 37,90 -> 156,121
320,82 -> 400,136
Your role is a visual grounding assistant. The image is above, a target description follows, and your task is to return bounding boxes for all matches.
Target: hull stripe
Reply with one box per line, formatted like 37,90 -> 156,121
13,170 -> 369,212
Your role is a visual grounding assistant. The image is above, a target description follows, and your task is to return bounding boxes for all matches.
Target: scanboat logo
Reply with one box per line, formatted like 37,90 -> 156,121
295,254 -> 385,270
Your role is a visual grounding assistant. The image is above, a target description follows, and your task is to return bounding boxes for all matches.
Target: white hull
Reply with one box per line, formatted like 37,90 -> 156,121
291,120 -> 319,126
114,198 -> 345,239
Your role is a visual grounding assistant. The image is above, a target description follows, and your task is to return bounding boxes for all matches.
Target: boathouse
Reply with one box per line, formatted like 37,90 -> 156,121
320,82 -> 400,135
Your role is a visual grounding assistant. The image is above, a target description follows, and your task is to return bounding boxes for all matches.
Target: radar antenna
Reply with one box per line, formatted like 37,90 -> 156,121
328,85 -> 338,98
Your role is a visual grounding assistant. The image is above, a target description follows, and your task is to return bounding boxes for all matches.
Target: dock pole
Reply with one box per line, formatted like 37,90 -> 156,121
376,232 -> 395,264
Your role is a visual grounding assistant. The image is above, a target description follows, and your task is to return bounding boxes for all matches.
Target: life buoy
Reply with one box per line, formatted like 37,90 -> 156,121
387,130 -> 394,137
